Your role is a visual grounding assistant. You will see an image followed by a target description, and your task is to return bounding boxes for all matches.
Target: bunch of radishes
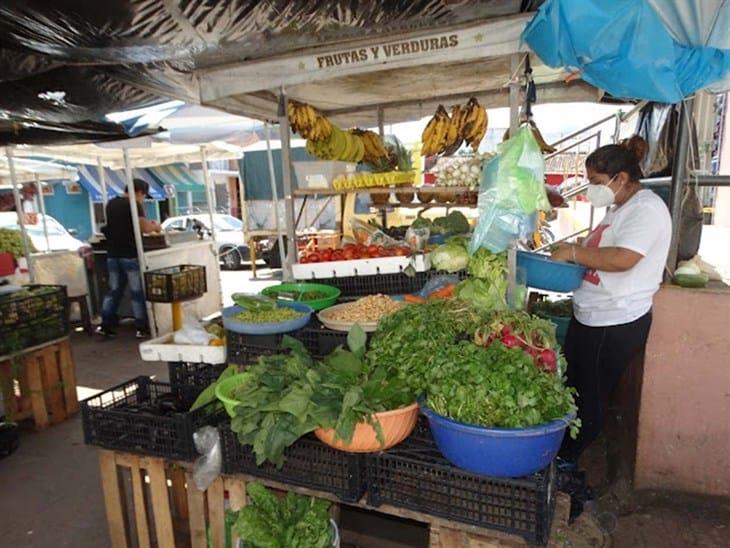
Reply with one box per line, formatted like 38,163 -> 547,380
474,312 -> 560,374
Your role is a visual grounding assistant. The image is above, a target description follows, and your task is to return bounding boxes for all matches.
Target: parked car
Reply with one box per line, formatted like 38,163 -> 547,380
0,212 -> 87,252
161,213 -> 267,270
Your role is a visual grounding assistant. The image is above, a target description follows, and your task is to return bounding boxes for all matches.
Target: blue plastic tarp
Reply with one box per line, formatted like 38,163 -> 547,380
522,0 -> 730,103
76,164 -> 166,203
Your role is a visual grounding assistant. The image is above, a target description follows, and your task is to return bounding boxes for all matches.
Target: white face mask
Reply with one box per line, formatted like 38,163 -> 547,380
586,175 -> 622,208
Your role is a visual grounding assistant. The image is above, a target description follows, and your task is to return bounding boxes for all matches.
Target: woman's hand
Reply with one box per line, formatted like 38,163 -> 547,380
551,244 -> 575,263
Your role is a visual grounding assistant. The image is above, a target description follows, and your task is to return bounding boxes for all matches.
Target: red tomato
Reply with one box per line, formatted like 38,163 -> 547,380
299,256 -> 309,264
307,252 -> 320,263
332,249 -> 344,261
368,249 -> 380,258
344,243 -> 356,252
343,248 -> 356,260
377,245 -> 385,254
320,249 -> 333,261
367,245 -> 379,256
394,247 -> 409,257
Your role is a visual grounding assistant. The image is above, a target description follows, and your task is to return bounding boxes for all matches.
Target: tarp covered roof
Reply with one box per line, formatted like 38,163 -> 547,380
0,0 -> 586,134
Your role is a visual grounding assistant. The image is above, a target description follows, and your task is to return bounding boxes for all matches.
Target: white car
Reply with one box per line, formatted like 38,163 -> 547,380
161,213 -> 266,270
0,212 -> 87,252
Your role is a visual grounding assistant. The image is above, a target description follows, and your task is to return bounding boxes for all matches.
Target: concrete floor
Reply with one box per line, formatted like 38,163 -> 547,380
1,264 -> 729,547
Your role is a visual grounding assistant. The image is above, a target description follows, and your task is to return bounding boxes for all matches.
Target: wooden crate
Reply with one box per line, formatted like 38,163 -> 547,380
99,450 -> 248,548
98,449 -> 571,548
0,337 -> 79,430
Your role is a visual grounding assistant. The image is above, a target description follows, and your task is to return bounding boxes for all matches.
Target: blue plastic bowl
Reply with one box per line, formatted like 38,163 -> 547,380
517,251 -> 586,292
222,301 -> 313,335
420,403 -> 574,478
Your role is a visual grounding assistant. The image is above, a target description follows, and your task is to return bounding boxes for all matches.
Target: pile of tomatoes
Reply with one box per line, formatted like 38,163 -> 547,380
299,243 -> 412,263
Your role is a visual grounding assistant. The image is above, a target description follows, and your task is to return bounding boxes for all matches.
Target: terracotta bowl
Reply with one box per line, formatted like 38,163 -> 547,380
434,190 -> 456,203
396,192 -> 414,204
314,402 -> 419,453
370,192 -> 391,206
416,190 -> 433,203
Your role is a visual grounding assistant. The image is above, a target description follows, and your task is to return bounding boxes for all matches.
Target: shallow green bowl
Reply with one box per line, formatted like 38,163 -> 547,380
261,282 -> 341,311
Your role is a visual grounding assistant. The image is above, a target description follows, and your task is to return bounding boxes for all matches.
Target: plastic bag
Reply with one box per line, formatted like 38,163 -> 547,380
192,426 -> 222,491
678,186 -> 703,262
469,127 -> 548,254
174,317 -> 214,345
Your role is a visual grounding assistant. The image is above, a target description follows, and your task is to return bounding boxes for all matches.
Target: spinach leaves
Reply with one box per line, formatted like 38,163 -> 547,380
235,482 -> 332,547
230,325 -> 412,467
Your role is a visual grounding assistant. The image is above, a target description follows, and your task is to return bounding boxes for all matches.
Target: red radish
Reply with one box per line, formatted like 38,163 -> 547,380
538,349 -> 557,373
501,325 -> 512,337
500,335 -> 520,348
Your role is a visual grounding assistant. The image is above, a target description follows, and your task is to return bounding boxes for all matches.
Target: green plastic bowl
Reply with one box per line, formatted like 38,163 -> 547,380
215,373 -> 252,418
261,283 -> 341,311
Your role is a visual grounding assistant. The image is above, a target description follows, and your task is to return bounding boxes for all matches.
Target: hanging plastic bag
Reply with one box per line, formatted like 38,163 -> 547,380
469,127 -> 549,254
192,426 -> 222,491
678,186 -> 703,262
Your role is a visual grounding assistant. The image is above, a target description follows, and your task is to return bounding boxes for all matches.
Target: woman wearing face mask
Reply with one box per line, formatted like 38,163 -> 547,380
550,138 -> 671,467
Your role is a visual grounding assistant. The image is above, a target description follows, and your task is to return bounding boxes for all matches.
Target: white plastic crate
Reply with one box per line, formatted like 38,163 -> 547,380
139,333 -> 226,364
292,254 -> 430,279
293,161 -> 357,189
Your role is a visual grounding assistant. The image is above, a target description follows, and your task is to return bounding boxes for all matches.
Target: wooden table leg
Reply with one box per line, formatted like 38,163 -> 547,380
185,472 -> 208,548
24,353 -> 49,430
226,477 -> 247,547
207,477 -> 226,548
99,450 -> 128,548
146,457 -> 176,548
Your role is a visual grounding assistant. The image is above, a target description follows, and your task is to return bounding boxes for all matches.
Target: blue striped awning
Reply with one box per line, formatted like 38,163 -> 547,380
147,163 -> 203,193
76,165 -> 166,202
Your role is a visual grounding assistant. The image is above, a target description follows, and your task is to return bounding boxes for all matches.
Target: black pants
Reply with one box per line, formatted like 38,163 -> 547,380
559,311 -> 653,461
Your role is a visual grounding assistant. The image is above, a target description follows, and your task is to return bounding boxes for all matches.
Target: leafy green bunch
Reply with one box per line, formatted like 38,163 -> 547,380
235,482 -> 331,548
425,341 -> 579,438
230,326 -> 412,467
366,298 -> 486,396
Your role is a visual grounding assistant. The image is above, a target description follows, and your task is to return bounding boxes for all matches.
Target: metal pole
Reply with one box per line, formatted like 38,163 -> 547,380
123,149 -> 155,336
98,156 -> 108,208
200,145 -> 216,243
265,122 -> 287,271
666,98 -> 693,273
377,107 -> 385,138
506,53 -> 521,308
35,173 -> 51,252
278,89 -> 297,281
6,148 -> 34,281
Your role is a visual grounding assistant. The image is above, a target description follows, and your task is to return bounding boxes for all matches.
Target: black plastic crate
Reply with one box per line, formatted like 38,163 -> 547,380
225,319 -> 368,366
81,376 -> 225,460
366,424 -> 556,545
168,361 -> 228,395
294,271 -> 430,298
144,264 -> 206,303
220,424 -> 365,503
0,285 -> 69,355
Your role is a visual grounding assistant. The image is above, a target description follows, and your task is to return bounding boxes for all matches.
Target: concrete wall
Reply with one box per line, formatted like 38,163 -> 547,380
635,285 -> 730,496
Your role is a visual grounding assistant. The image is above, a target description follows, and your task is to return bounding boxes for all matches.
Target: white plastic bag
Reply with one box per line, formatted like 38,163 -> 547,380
192,426 -> 221,491
173,317 -> 214,345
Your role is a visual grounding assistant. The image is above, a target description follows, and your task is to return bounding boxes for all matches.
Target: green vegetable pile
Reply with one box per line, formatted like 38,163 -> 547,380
0,228 -> 34,259
232,307 -> 304,323
430,236 -> 470,273
532,298 -> 573,318
367,299 -> 486,395
412,211 -> 470,236
229,327 -> 412,466
425,341 -> 579,437
231,293 -> 306,323
454,247 -> 509,311
235,482 -> 332,548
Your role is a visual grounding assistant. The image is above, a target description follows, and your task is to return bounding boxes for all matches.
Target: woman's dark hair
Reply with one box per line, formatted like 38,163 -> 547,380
585,136 -> 646,182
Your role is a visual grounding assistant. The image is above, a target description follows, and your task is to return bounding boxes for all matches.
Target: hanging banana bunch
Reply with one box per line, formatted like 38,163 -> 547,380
461,97 -> 488,152
502,119 -> 557,154
287,100 -> 333,142
350,128 -> 390,165
421,98 -> 488,156
421,105 -> 451,156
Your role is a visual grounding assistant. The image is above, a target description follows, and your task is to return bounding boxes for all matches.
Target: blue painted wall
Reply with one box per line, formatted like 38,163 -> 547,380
43,183 -> 93,240
43,183 -> 161,242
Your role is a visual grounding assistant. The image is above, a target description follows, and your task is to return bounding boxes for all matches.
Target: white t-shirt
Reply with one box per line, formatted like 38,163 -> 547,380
573,189 -> 671,327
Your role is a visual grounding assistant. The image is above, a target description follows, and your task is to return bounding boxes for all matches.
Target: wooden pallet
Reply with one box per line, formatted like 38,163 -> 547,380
0,337 -> 78,430
98,450 -> 571,548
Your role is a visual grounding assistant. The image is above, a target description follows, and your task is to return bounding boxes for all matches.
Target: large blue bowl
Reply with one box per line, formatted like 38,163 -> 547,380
420,403 -> 574,478
517,251 -> 586,292
222,301 -> 313,335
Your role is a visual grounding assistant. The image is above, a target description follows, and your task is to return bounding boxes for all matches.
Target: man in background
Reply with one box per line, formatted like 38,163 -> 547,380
97,179 -> 160,338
